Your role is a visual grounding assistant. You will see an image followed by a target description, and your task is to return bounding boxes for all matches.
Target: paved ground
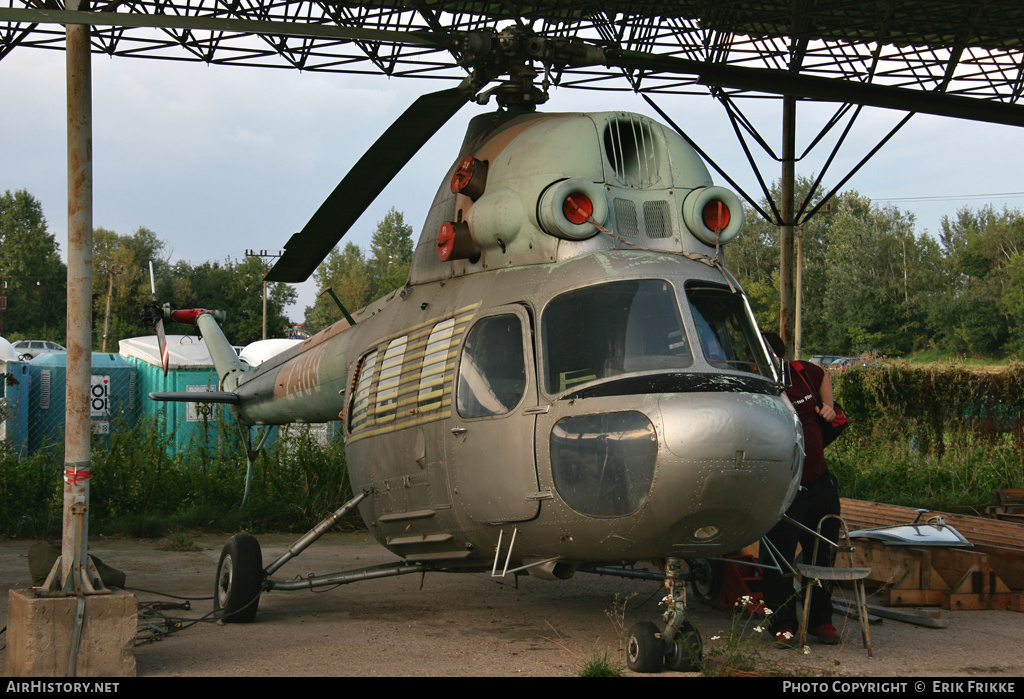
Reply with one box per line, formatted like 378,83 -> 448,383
2,532 -> 1023,678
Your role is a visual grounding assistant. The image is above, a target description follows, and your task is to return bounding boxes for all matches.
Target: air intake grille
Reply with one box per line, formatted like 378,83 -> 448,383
614,198 -> 640,238
604,117 -> 662,188
643,200 -> 670,238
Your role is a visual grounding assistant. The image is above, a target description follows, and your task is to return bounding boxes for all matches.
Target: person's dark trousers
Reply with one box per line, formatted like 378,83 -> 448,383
759,472 -> 841,634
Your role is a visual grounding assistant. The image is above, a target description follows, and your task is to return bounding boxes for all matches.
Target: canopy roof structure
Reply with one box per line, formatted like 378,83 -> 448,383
2,1 -> 1022,125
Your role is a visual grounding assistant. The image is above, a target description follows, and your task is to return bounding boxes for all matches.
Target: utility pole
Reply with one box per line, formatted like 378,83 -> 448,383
0,276 -> 7,337
99,263 -> 125,352
245,250 -> 282,340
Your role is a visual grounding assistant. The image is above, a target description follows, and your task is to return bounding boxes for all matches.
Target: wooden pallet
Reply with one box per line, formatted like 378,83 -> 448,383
841,498 -> 1024,591
838,499 -> 1024,610
845,539 -> 1017,610
987,488 -> 1024,524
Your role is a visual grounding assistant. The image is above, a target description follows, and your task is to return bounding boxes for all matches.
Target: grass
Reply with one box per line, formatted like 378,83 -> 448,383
2,366 -> 1021,535
0,417 -> 355,539
698,596 -> 835,678
577,650 -> 625,677
903,349 -> 1016,372
827,431 -> 1023,516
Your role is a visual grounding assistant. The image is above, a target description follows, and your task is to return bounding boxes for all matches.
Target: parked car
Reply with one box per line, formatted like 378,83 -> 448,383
11,339 -> 66,360
840,356 -> 880,370
808,355 -> 844,367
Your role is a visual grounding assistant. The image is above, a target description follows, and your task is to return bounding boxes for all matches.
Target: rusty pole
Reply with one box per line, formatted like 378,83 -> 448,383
60,5 -> 95,589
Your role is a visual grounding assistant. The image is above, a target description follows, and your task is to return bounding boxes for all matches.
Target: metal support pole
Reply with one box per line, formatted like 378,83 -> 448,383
795,225 -> 803,359
779,96 -> 797,357
60,8 -> 96,590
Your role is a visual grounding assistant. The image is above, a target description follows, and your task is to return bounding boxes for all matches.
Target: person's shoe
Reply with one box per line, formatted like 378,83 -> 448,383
811,623 -> 841,645
773,628 -> 797,648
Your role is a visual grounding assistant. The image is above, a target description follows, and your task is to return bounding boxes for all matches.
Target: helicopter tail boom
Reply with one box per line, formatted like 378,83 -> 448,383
162,307 -> 249,393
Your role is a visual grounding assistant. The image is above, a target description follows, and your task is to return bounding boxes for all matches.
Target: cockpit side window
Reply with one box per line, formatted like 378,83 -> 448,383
542,280 -> 692,394
456,314 -> 527,419
686,285 -> 772,377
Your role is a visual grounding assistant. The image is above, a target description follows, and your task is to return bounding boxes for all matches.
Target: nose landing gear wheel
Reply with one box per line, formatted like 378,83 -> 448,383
664,620 -> 703,672
215,532 -> 264,623
625,620 -> 665,673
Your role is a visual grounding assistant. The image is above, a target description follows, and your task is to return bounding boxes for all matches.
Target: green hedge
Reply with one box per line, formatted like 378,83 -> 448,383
828,362 -> 1024,515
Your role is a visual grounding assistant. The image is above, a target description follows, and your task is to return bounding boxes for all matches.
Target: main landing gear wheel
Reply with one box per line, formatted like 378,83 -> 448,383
689,557 -> 725,606
625,620 -> 665,673
215,532 -> 264,623
664,620 -> 703,672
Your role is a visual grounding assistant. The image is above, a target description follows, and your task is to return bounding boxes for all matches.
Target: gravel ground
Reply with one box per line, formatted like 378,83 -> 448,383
2,532 -> 1022,678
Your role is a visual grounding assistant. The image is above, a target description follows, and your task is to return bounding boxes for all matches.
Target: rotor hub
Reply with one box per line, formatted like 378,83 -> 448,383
457,26 -> 603,110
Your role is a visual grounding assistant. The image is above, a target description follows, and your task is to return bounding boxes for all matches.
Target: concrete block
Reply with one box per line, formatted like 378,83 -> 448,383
5,589 -> 137,677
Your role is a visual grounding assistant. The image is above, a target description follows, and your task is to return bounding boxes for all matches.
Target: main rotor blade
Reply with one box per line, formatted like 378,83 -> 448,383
266,82 -> 476,283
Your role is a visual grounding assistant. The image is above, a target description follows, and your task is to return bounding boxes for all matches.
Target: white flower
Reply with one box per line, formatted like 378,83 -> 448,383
802,646 -> 811,655
754,626 -> 765,633
782,631 -> 794,640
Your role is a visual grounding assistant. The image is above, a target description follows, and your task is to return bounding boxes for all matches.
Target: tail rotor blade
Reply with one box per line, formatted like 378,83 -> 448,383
265,82 -> 476,283
156,318 -> 169,378
149,261 -> 170,377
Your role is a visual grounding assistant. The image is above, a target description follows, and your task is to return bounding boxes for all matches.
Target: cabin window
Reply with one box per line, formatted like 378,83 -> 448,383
456,314 -> 527,419
542,280 -> 692,394
349,350 -> 378,432
375,336 -> 408,423
686,285 -> 772,377
418,318 -> 456,412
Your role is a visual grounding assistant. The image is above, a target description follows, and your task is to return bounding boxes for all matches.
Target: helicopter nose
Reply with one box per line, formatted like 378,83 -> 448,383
654,392 -> 802,554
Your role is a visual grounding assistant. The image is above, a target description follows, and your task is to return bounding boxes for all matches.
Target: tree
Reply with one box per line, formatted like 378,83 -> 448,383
303,208 -> 416,334
368,207 -> 414,301
932,206 -> 1024,356
171,257 -> 297,345
822,191 -> 941,355
304,242 -> 371,333
92,226 -> 168,350
727,176 -> 833,353
0,190 -> 66,340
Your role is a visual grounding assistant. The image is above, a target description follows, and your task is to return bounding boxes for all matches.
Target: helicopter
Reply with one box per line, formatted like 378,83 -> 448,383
147,27 -> 805,674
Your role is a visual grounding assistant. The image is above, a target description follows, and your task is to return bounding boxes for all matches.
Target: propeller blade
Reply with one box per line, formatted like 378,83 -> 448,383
265,82 -> 477,283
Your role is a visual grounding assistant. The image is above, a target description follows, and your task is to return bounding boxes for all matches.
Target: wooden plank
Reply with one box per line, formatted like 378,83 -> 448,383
833,599 -> 948,628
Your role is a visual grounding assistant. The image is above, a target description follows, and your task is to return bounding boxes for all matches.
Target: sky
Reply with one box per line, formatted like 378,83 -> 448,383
4,45 -> 1024,324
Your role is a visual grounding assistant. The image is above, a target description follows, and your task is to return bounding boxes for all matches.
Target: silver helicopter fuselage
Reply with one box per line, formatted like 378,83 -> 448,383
203,110 -> 803,575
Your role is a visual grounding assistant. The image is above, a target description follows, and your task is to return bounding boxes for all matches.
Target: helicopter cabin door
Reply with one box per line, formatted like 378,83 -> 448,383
448,305 -> 540,524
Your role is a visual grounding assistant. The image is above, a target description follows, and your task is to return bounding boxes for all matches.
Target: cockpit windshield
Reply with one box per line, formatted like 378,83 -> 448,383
686,284 -> 774,378
542,280 -> 774,396
542,280 -> 692,394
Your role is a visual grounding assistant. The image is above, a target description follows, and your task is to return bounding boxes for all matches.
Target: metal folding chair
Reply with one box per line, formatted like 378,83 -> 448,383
796,513 -> 873,656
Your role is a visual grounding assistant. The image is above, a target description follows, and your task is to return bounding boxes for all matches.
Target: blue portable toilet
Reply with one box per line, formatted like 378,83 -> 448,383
26,352 -> 136,453
119,335 -> 238,455
1,337 -> 30,455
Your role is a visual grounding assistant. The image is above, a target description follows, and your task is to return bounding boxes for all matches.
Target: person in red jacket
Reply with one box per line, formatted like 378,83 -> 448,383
760,332 -> 842,647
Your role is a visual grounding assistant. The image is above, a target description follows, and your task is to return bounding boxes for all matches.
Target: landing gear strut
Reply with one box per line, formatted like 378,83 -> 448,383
625,557 -> 703,673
